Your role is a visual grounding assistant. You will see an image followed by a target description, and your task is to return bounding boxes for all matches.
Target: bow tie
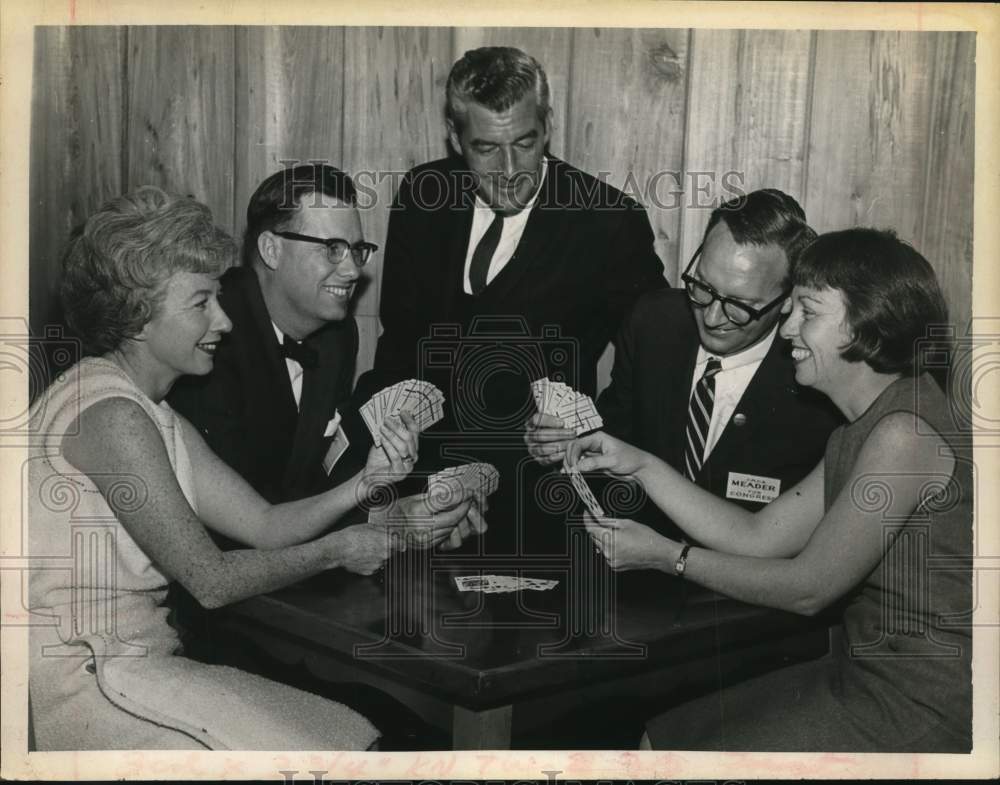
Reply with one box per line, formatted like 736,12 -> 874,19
280,334 -> 318,369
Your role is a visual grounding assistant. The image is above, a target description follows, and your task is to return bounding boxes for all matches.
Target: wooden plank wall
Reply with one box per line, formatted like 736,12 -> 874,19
30,26 -> 975,391
29,26 -> 125,334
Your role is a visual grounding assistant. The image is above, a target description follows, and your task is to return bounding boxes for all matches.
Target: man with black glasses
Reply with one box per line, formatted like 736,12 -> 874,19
167,164 -> 483,746
527,189 -> 842,535
170,163 -> 483,537
169,164 -> 380,501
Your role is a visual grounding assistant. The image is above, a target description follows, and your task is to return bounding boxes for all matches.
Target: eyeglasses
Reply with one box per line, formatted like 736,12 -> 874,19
680,244 -> 788,327
273,231 -> 378,268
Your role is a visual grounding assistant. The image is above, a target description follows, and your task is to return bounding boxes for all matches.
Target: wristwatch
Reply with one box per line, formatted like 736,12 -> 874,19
674,544 -> 692,577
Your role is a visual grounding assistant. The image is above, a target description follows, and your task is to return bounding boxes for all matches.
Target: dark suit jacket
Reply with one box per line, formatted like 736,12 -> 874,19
598,288 -> 843,535
355,154 -> 665,553
167,266 -> 364,505
357,154 -> 666,413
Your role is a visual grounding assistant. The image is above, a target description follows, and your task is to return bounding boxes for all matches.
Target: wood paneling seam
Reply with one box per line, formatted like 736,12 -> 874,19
121,26 -> 130,195
676,28 -> 696,282
800,30 -> 818,215
918,34 -> 944,256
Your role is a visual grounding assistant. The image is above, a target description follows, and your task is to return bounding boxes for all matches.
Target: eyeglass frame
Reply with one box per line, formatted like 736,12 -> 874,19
680,243 -> 790,326
272,231 -> 378,268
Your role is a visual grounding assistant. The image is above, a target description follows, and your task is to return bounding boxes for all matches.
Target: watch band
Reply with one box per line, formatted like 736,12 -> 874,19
674,544 -> 692,577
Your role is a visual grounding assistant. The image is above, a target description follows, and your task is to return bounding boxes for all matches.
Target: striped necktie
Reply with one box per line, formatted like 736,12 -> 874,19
684,357 -> 722,481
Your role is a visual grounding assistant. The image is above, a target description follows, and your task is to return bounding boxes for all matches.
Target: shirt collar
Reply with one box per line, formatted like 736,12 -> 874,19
696,324 -> 779,373
474,156 -> 548,214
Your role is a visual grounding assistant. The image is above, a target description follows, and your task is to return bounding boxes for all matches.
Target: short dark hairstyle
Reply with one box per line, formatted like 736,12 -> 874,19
243,164 -> 358,267
794,228 -> 949,376
60,187 -> 235,355
703,188 -> 817,288
446,46 -> 551,134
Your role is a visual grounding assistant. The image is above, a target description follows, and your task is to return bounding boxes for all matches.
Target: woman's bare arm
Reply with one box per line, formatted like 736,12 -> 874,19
62,398 -> 397,607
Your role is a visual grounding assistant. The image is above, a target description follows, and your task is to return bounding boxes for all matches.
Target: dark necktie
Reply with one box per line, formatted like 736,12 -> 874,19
280,334 -> 317,369
684,357 -> 722,481
469,212 -> 504,295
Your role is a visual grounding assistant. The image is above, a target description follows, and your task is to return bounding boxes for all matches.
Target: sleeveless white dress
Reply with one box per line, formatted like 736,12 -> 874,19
27,357 -> 378,750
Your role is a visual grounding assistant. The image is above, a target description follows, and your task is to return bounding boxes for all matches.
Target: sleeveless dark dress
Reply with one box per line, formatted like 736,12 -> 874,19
645,374 -> 972,751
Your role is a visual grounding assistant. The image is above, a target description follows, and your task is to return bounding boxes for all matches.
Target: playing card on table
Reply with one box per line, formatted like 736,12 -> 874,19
518,577 -> 558,591
361,379 -> 444,446
454,574 -> 559,593
454,575 -> 492,592
531,377 -> 603,435
565,466 -> 606,519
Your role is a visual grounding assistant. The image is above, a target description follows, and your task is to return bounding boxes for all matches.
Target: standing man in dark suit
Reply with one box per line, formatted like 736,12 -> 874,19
362,47 -> 666,553
527,189 -> 843,537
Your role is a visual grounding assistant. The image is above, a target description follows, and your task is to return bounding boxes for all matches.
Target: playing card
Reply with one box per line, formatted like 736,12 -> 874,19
322,419 -> 350,475
455,575 -> 491,591
454,575 -> 560,593
518,577 -> 558,591
531,376 -> 603,435
361,379 -> 445,446
566,466 -> 606,518
427,462 -> 499,502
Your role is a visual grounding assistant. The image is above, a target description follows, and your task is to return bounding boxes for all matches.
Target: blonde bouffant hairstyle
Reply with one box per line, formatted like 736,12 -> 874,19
60,187 -> 235,355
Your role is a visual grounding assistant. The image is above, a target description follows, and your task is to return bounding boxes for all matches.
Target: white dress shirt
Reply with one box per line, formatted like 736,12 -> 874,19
462,157 -> 548,294
689,325 -> 778,461
271,323 -> 304,409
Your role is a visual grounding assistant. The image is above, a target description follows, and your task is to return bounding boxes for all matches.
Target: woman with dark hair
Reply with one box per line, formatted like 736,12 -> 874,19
567,228 -> 971,752
27,187 -> 463,750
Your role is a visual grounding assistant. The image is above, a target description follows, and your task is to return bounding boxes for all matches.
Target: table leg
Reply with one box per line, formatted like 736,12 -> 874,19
452,704 -> 513,750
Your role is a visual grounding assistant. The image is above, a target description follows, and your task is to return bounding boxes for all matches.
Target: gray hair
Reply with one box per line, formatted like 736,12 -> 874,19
60,186 -> 235,354
445,46 -> 551,133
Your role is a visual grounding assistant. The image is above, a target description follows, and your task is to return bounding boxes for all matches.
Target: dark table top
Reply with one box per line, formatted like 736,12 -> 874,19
224,542 -> 820,711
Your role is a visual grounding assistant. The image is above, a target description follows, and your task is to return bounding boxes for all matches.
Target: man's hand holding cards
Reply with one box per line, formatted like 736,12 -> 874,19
368,492 -> 481,550
531,377 -> 603,434
358,379 -> 443,488
427,463 -> 498,549
359,410 -> 422,489
361,379 -> 444,447
525,377 -> 603,465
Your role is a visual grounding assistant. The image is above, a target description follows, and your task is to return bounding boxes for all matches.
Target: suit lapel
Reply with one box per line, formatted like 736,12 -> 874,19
239,270 -> 299,418
442,175 -> 476,309
659,336 -> 699,471
283,326 -> 345,489
704,332 -> 795,480
658,309 -> 700,472
478,157 -> 570,302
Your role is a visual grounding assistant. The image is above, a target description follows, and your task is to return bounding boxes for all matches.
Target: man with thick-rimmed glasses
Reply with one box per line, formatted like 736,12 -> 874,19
164,164 -> 481,745
528,188 -> 843,538
168,164 -> 379,502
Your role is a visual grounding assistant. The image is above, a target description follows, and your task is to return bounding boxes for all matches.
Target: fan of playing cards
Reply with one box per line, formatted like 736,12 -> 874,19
531,377 -> 603,435
564,464 -> 606,519
426,462 -> 500,507
361,379 -> 444,446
